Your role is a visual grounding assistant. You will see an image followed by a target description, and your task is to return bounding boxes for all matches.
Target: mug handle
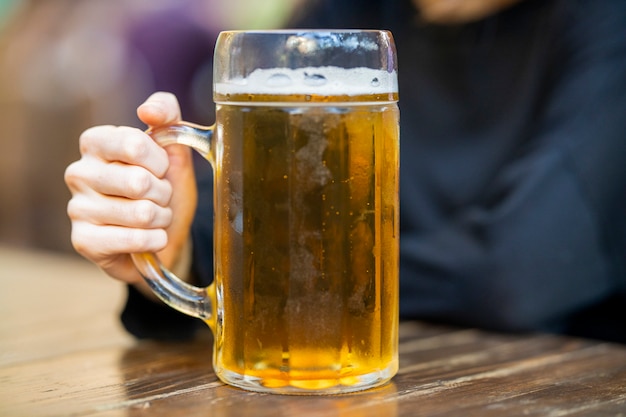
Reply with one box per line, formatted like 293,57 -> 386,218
130,122 -> 216,327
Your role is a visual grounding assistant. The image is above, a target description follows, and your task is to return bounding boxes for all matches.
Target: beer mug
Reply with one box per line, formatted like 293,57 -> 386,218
132,30 -> 399,395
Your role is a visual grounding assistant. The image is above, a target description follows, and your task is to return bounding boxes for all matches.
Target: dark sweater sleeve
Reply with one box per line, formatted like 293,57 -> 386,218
121,285 -> 200,340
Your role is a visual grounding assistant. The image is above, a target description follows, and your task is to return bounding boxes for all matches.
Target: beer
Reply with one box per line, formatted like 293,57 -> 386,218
209,66 -> 399,391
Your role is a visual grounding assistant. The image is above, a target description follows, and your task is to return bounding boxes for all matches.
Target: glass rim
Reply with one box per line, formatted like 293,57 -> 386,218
218,29 -> 392,35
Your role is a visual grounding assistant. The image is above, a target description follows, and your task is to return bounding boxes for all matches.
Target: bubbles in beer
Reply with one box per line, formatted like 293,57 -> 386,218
266,73 -> 292,87
303,72 -> 327,87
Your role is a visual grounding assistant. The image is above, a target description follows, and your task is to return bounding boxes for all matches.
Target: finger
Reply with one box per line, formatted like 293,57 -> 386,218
66,158 -> 173,207
137,91 -> 182,127
71,221 -> 168,259
68,193 -> 173,230
79,125 -> 170,178
99,255 -> 144,286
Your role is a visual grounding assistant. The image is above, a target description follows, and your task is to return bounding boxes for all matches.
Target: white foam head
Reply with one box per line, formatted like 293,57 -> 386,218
215,66 -> 398,97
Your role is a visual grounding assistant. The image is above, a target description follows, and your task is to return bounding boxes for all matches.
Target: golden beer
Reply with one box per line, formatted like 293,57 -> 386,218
211,90 -> 399,391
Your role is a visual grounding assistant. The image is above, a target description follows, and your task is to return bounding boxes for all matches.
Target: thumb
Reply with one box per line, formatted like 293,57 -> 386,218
137,92 -> 182,127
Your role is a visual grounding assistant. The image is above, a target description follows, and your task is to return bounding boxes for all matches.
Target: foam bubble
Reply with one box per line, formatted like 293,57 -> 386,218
215,66 -> 397,97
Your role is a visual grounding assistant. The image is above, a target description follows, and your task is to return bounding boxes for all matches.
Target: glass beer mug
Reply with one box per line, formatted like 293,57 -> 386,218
132,30 -> 399,395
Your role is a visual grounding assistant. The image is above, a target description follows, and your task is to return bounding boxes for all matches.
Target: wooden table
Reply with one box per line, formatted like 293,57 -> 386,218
1,246 -> 625,416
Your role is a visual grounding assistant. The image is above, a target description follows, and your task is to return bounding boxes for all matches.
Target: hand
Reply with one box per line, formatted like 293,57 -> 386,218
65,92 -> 197,298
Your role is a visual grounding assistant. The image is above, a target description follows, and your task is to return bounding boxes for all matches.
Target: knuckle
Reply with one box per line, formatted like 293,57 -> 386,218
78,125 -> 109,155
159,180 -> 174,205
125,169 -> 153,197
66,197 -> 83,221
122,131 -> 151,162
78,127 -> 96,152
63,162 -> 81,189
70,225 -> 93,257
132,200 -> 158,227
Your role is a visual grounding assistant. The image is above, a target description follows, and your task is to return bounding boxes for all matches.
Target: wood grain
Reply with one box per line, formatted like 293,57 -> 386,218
1,246 -> 625,416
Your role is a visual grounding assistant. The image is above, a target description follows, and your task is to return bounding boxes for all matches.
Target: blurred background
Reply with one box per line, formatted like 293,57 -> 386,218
0,0 -> 303,253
